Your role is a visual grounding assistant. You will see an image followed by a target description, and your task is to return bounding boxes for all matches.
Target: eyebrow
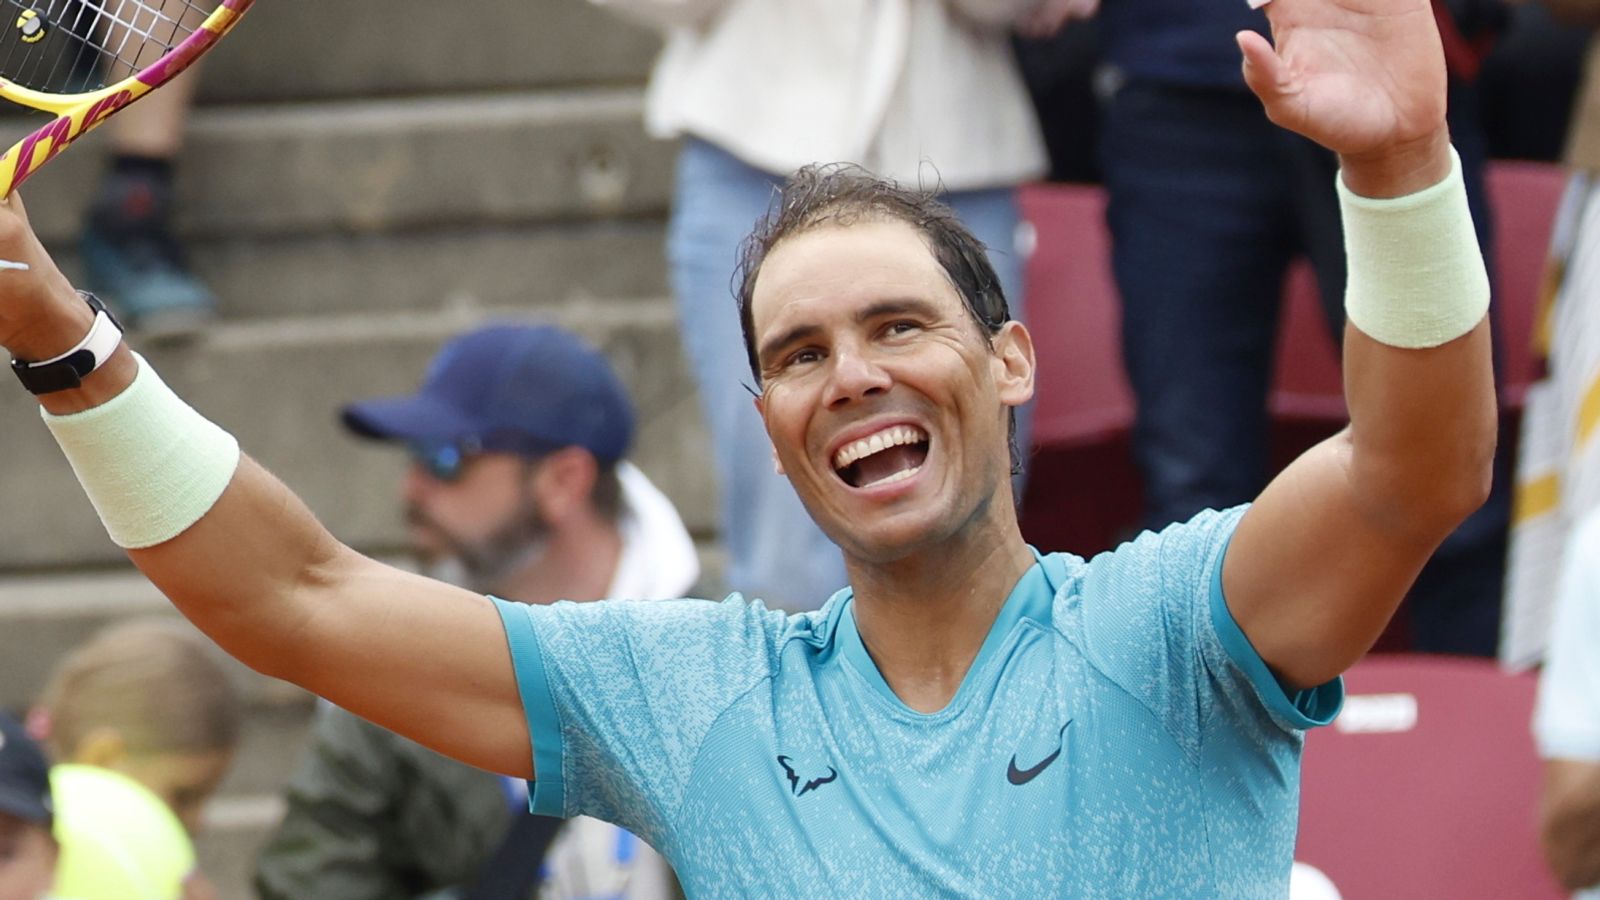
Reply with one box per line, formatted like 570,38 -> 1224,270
756,297 -> 944,367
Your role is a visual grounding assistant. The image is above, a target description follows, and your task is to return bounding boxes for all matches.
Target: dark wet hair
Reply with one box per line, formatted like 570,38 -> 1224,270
733,163 -> 1021,474
735,163 -> 1012,383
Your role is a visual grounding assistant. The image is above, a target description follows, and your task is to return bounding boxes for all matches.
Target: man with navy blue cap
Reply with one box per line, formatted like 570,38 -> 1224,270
0,713 -> 57,900
255,323 -> 689,900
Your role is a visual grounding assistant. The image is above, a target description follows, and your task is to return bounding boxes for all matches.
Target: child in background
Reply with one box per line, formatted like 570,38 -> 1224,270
0,714 -> 57,900
29,619 -> 241,900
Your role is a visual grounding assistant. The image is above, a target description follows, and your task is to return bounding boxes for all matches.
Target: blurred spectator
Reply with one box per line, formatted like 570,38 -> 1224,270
1534,509 -> 1600,895
31,618 -> 238,835
1502,9 -> 1600,669
254,324 -> 689,900
29,618 -> 240,900
1502,16 -> 1600,893
588,0 -> 1056,608
1014,19 -> 1104,184
1093,0 -> 1510,655
50,764 -> 202,900
1479,2 -> 1591,162
0,714 -> 57,900
81,3 -> 212,338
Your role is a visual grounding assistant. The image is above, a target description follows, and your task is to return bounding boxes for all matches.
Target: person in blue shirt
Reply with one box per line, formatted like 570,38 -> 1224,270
0,0 -> 1495,894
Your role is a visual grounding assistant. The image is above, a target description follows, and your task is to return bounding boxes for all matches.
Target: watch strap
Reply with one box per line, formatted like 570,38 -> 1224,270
10,292 -> 125,395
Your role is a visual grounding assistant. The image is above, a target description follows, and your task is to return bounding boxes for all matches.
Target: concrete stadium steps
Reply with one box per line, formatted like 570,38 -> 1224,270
0,10 -> 696,896
194,1 -> 660,103
48,218 -> 670,322
4,88 -> 676,246
0,301 -> 716,570
195,221 -> 670,321
0,567 -> 313,712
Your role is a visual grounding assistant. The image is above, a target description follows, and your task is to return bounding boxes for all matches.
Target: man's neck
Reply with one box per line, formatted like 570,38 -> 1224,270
493,518 -> 625,605
846,517 -> 1035,715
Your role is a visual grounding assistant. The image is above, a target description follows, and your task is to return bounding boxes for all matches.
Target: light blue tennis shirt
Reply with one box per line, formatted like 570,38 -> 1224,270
493,507 -> 1343,897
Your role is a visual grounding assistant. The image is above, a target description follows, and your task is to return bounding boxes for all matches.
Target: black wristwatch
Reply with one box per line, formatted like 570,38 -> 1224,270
9,291 -> 124,395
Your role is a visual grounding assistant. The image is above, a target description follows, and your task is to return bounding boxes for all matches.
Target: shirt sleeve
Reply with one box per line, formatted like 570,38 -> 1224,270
1078,506 -> 1344,757
1534,514 -> 1600,761
493,595 -> 785,848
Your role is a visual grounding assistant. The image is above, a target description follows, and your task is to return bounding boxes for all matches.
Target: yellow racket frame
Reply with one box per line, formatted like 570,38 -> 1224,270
0,0 -> 252,195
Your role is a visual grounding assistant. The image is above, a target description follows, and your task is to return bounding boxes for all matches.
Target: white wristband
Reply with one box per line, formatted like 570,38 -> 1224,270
1339,146 -> 1490,349
41,353 -> 241,549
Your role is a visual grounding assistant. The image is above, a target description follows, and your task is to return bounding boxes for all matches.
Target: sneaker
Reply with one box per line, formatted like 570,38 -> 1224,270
80,166 -> 215,339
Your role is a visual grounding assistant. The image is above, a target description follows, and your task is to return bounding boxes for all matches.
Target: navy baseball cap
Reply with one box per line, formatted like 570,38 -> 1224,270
342,323 -> 635,463
0,713 -> 53,826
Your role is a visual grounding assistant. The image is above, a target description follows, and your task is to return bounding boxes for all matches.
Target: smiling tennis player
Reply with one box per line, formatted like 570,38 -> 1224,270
0,0 -> 1494,893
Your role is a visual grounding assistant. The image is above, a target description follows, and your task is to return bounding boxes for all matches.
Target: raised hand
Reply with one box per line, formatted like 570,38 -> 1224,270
0,192 -> 90,363
1237,0 -> 1448,192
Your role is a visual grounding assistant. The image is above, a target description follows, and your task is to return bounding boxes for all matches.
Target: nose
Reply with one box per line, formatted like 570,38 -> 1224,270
822,344 -> 891,410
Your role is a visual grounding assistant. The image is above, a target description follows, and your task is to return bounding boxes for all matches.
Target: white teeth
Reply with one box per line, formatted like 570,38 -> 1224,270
859,465 -> 921,489
832,424 -> 929,471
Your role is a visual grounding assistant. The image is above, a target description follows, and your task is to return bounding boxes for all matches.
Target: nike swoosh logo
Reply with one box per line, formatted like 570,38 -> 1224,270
1007,722 -> 1071,786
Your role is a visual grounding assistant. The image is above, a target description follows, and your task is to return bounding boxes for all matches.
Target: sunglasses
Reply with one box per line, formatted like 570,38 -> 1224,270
408,440 -> 480,482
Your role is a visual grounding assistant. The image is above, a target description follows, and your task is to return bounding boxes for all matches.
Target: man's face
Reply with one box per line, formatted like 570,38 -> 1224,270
0,813 -> 55,900
403,452 -> 548,591
751,220 -> 1033,563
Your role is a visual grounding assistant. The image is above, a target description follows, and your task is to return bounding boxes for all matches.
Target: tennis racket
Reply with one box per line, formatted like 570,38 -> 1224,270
0,0 -> 253,196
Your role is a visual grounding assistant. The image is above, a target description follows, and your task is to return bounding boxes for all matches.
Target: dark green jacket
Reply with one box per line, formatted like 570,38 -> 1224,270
254,704 -> 525,900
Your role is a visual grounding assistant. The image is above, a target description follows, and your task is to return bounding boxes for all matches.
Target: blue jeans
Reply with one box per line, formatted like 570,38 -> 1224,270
1099,80 -> 1508,655
668,138 -> 1030,609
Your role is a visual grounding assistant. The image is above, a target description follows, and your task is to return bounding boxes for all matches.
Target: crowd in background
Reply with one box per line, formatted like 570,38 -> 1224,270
2,0 -> 1600,896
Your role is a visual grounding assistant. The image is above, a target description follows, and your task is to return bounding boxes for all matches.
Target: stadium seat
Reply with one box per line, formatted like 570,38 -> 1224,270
1019,165 -> 1564,552
1485,160 -> 1565,408
1296,655 -> 1563,899
1017,184 -> 1135,449
1270,262 -> 1346,422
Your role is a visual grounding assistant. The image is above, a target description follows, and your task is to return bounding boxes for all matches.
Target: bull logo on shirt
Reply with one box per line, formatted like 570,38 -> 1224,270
777,755 -> 838,797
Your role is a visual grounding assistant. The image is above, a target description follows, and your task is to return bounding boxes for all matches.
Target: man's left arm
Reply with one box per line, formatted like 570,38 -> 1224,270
1222,0 -> 1497,691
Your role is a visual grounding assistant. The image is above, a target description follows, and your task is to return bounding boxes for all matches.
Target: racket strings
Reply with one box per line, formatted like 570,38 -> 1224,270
0,0 -> 213,97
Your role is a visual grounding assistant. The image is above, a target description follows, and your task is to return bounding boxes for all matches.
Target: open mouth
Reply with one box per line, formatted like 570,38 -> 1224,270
832,425 -> 930,489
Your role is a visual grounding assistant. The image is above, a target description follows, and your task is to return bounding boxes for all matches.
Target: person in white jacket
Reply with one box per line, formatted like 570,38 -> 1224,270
592,0 -> 1070,608
254,323 -> 694,900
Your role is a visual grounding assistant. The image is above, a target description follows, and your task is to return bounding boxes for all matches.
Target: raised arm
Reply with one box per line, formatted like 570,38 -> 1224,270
0,195 -> 532,779
1221,0 -> 1497,689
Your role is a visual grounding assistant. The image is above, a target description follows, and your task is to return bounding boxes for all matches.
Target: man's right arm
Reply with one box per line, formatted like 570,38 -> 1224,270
0,194 -> 533,780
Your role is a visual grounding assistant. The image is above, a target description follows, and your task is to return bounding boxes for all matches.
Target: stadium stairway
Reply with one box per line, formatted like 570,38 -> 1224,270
0,4 -> 701,896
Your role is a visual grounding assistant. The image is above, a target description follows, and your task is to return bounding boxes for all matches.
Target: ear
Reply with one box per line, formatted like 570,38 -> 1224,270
71,726 -> 127,769
529,448 -> 597,525
991,320 -> 1036,409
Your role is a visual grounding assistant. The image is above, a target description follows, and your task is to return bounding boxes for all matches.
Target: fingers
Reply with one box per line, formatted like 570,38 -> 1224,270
0,191 -> 32,248
1237,30 -> 1292,106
